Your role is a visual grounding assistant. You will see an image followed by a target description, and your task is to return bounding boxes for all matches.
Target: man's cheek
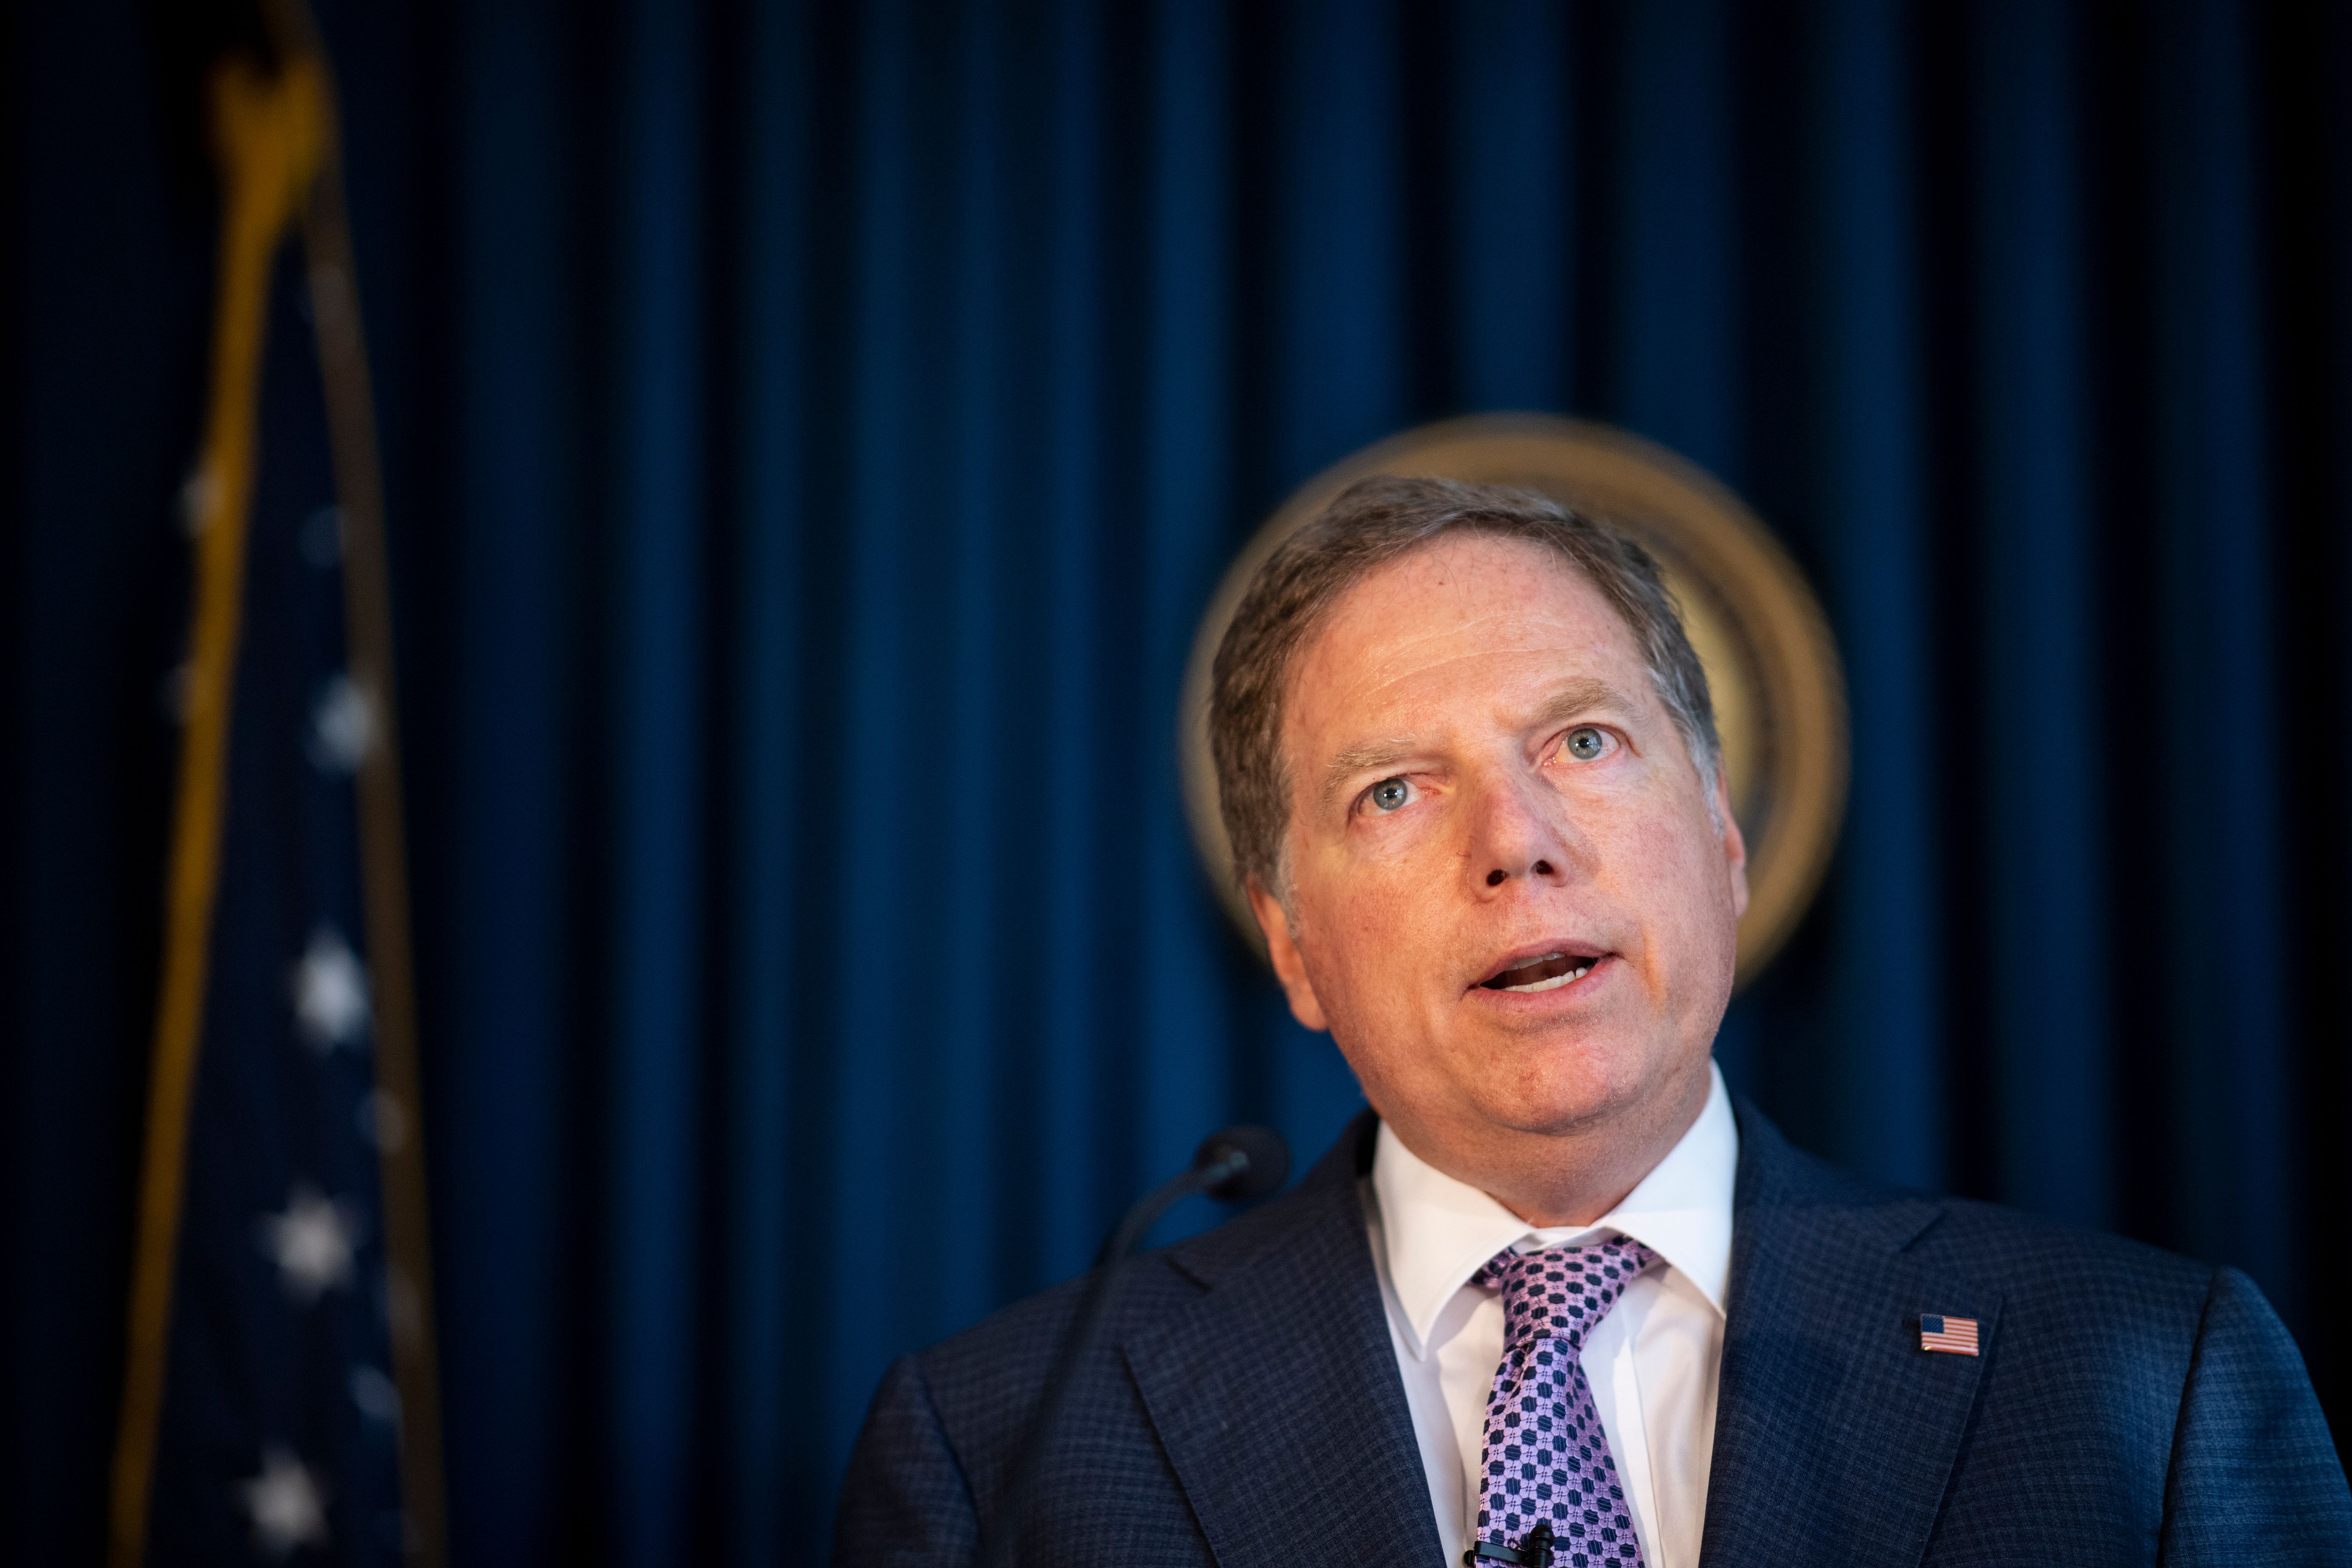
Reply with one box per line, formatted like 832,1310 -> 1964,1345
1605,807 -> 1714,907
1333,862 -> 1426,943
1345,811 -> 1442,877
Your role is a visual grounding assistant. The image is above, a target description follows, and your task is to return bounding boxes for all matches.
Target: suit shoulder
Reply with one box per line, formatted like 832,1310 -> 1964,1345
1913,1194 -> 2216,1313
911,1171 -> 1342,1405
912,1270 -> 1088,1406
887,1171 -> 1352,1500
1738,1099 -> 2219,1326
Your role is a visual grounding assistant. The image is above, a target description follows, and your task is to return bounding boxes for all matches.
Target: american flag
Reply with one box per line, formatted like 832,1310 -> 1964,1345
1919,1314 -> 1980,1356
104,16 -> 444,1565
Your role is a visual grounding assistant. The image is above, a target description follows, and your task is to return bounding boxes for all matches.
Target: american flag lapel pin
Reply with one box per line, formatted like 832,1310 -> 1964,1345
1919,1314 -> 1980,1356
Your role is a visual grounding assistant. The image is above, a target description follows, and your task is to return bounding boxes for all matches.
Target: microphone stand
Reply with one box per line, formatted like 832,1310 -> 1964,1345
976,1126 -> 1288,1568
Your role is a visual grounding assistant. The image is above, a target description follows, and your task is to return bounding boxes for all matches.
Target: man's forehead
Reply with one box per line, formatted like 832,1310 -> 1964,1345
1337,530 -> 1594,618
1287,536 -> 1647,733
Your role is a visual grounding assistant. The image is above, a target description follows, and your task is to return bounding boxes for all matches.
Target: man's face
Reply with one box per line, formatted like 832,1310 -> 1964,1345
1250,533 -> 1748,1167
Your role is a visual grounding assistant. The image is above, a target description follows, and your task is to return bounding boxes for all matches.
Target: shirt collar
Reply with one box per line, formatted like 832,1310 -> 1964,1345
1370,1060 -> 1739,1359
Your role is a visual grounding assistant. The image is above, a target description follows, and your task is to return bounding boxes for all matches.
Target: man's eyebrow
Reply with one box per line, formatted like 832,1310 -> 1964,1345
1526,676 -> 1638,731
1320,738 -> 1418,809
1315,679 -> 1640,810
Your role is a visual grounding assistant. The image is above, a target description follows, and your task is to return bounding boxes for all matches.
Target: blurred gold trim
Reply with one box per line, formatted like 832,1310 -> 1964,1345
109,51 -> 328,1568
1179,413 -> 1847,992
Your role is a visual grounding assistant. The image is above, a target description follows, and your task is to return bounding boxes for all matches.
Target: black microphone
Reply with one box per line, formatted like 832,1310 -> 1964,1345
979,1126 -> 1291,1568
1092,1124 -> 1289,1266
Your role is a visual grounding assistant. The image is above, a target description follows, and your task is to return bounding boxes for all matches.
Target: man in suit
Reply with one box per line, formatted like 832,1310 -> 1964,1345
836,476 -> 2351,1565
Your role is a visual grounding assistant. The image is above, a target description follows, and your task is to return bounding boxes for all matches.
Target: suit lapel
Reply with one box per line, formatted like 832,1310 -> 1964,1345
1124,1116 -> 1442,1568
1699,1106 -> 1999,1568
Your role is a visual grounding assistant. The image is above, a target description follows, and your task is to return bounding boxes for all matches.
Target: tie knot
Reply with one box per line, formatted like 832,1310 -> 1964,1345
1473,1235 -> 1656,1353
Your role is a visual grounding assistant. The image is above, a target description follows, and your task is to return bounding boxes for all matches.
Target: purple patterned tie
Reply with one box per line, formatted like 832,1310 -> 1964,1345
1467,1236 -> 1656,1568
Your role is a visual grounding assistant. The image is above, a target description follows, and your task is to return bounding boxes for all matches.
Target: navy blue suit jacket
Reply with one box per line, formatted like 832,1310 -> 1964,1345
835,1101 -> 2351,1564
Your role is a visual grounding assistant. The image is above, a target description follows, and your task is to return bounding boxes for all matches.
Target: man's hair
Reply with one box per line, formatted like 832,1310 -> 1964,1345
1208,474 -> 1721,902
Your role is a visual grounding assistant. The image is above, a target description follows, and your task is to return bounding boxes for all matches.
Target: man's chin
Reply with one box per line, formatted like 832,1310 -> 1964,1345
1464,1070 -> 1652,1142
1451,1028 -> 1701,1141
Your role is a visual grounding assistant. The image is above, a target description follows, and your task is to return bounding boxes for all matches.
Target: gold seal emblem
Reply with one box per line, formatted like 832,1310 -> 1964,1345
1180,413 -> 1848,991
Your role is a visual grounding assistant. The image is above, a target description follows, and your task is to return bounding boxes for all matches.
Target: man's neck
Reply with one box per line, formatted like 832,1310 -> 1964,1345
1391,1061 -> 1714,1229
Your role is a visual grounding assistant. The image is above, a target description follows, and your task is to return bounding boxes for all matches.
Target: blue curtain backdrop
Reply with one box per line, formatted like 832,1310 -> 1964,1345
5,0 -> 2349,1561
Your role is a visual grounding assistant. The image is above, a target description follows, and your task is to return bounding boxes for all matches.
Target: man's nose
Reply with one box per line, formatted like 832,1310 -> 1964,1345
1464,768 -> 1578,892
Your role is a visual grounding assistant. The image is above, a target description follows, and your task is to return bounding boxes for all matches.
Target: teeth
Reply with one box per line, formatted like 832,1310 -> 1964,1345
1500,963 -> 1592,994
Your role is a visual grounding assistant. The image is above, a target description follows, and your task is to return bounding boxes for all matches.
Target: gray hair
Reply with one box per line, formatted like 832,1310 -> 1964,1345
1207,474 -> 1720,902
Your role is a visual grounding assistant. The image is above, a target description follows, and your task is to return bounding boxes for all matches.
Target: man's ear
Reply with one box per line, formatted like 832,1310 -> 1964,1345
1715,768 -> 1750,919
1246,876 -> 1330,1033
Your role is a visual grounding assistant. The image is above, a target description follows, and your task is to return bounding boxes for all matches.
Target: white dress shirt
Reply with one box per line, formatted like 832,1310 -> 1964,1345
1361,1061 -> 1738,1568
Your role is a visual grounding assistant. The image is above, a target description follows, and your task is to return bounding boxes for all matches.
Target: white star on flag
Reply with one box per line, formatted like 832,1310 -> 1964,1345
240,1446 -> 329,1556
290,926 -> 370,1051
307,672 -> 376,773
257,1185 -> 361,1302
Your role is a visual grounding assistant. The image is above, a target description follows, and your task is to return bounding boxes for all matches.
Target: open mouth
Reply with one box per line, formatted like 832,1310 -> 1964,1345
1478,952 -> 1601,994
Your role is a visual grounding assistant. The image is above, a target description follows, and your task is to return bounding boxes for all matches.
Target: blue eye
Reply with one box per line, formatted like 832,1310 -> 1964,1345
1564,726 -> 1609,762
1369,777 -> 1411,813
